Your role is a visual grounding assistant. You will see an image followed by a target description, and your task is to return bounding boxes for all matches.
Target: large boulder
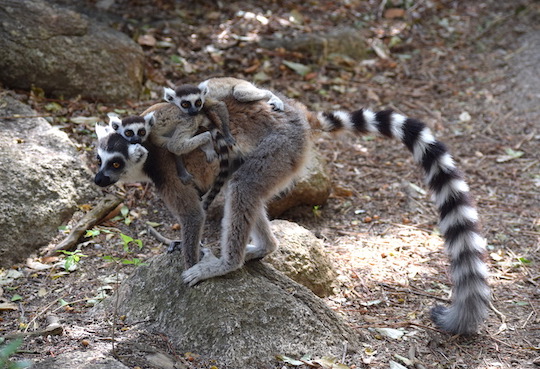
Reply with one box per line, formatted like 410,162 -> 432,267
0,94 -> 99,267
109,255 -> 363,368
0,0 -> 144,103
266,220 -> 337,297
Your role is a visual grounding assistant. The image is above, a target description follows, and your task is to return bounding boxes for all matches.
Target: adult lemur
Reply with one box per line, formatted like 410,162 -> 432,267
94,79 -> 490,336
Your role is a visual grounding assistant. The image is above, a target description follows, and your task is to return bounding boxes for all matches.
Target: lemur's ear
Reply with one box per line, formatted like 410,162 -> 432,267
198,80 -> 210,97
128,143 -> 148,163
95,124 -> 114,140
163,87 -> 175,102
143,111 -> 155,127
107,113 -> 122,131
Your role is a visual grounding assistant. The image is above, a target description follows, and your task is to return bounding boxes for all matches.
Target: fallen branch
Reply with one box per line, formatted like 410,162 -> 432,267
3,315 -> 63,340
45,194 -> 123,256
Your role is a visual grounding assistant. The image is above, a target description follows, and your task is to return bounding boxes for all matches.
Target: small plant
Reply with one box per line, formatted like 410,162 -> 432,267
57,250 -> 88,271
102,233 -> 145,266
110,205 -> 134,225
0,338 -> 32,369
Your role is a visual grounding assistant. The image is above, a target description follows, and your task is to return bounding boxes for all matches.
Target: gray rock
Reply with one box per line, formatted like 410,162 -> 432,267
108,254 -> 363,368
31,350 -> 129,369
0,94 -> 99,267
259,27 -> 368,62
266,220 -> 337,297
268,150 -> 331,217
0,0 -> 144,103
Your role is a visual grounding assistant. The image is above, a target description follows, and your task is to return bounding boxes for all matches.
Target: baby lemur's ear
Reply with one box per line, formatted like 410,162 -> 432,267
198,80 -> 210,97
95,124 -> 114,140
163,87 -> 175,103
107,112 -> 121,131
143,111 -> 155,127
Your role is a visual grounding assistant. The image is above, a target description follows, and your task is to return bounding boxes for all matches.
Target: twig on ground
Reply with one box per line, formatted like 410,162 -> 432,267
46,194 -> 123,256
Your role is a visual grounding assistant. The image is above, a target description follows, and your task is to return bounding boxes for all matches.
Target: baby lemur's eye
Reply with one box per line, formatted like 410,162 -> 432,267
125,130 -> 134,137
138,129 -> 146,137
181,101 -> 191,109
96,156 -> 102,166
112,162 -> 121,169
195,99 -> 202,108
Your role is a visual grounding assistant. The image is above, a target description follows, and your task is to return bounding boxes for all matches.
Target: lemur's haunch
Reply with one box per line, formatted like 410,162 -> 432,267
94,81 -> 489,336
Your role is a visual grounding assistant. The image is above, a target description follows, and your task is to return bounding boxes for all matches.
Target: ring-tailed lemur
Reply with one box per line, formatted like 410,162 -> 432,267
94,78 -> 489,336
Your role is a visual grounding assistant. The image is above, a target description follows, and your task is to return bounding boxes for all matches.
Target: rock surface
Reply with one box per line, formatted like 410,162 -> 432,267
266,220 -> 337,297
259,26 -> 368,62
0,94 -> 99,267
268,150 -> 331,217
0,0 -> 144,103
107,254 -> 363,368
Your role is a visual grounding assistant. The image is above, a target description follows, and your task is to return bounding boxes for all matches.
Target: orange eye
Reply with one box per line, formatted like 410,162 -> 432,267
112,162 -> 121,169
181,101 -> 190,108
138,129 -> 146,137
125,130 -> 134,137
195,99 -> 202,107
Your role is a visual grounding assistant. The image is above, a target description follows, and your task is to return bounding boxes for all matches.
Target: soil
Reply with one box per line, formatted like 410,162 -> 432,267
1,0 -> 539,368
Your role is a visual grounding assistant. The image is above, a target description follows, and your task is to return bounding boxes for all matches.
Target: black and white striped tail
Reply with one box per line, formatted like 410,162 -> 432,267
318,109 -> 490,335
203,130 -> 244,210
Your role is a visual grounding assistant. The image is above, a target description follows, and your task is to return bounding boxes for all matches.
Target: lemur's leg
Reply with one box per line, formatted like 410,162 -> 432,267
174,156 -> 193,184
244,206 -> 278,261
167,131 -> 216,161
204,101 -> 235,146
232,82 -> 284,111
182,128 -> 305,286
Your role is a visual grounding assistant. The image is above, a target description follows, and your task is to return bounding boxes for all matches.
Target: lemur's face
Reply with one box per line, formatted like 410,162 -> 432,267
94,125 -> 149,187
163,85 -> 206,116
177,93 -> 204,116
108,114 -> 151,144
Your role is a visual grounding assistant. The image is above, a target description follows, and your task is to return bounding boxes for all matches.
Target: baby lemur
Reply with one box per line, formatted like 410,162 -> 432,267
94,78 -> 489,336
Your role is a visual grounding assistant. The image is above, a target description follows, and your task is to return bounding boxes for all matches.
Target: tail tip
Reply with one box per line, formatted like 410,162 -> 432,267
430,304 -> 483,336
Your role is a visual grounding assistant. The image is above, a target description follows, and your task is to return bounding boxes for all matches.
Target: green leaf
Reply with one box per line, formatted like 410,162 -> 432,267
146,221 -> 161,228
518,257 -> 531,264
58,299 -> 69,307
85,228 -> 101,238
11,295 -> 22,302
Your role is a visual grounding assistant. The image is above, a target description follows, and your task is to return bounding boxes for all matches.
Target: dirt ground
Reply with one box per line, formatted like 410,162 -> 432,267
1,0 -> 539,368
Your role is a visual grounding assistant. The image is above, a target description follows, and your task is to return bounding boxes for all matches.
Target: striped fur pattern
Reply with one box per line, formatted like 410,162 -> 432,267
202,122 -> 243,210
317,109 -> 490,335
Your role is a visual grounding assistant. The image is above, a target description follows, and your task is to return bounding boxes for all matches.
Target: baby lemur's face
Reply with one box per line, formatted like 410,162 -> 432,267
163,85 -> 206,116
107,113 -> 152,144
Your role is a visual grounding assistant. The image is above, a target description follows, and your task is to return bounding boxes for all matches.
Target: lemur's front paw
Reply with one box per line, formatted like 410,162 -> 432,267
268,96 -> 285,111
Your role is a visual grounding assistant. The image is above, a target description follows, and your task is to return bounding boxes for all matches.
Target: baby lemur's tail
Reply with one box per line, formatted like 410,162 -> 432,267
202,130 -> 244,210
316,108 -> 490,335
